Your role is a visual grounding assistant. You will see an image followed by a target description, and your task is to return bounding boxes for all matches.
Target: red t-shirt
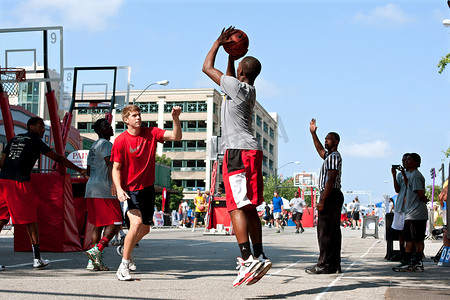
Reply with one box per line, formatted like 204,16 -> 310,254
111,127 -> 166,191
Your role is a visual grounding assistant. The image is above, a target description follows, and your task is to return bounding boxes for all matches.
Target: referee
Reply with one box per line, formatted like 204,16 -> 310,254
306,118 -> 344,274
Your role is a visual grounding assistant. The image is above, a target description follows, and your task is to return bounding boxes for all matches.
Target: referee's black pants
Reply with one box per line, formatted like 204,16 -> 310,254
317,188 -> 344,270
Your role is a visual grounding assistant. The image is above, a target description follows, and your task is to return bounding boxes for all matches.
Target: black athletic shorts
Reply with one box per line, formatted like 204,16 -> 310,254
195,211 -> 206,219
403,219 -> 426,242
126,185 -> 155,225
292,212 -> 303,221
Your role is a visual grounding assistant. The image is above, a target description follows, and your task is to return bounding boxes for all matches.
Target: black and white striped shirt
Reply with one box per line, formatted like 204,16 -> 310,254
318,151 -> 342,192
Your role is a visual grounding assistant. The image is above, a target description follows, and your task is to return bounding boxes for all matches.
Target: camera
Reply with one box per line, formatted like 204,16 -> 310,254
432,226 -> 447,236
392,165 -> 401,170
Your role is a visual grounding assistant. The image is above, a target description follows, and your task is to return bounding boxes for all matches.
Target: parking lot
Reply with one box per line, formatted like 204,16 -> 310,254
1,225 -> 449,300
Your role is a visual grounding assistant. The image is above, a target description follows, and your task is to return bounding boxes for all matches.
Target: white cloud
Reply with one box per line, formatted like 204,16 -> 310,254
353,4 -> 414,26
340,140 -> 390,158
254,76 -> 281,99
10,0 -> 124,32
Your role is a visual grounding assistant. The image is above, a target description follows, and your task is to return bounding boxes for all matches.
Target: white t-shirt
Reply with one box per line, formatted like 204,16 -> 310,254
290,197 -> 306,213
181,201 -> 189,213
85,138 -> 115,199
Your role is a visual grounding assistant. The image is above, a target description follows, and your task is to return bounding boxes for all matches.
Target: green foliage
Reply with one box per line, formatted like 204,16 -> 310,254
155,154 -> 171,166
443,146 -> 450,159
154,181 -> 184,212
425,184 -> 442,203
436,215 -> 444,227
438,53 -> 450,74
263,175 -> 312,206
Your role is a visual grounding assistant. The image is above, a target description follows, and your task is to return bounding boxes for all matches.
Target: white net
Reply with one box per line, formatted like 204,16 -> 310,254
0,68 -> 25,97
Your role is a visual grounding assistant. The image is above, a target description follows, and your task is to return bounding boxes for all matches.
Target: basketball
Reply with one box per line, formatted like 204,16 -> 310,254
198,205 -> 205,211
224,30 -> 249,58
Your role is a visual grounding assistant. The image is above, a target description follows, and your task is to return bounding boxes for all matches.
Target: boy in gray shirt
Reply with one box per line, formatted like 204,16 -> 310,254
393,153 -> 428,272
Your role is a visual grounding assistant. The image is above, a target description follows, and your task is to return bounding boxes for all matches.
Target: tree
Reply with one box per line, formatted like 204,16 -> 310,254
263,175 -> 312,206
425,184 -> 442,205
156,154 -> 171,166
154,181 -> 184,212
438,53 -> 450,74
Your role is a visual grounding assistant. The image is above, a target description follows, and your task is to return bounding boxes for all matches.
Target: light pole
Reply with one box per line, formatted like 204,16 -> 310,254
132,80 -> 169,104
274,161 -> 300,191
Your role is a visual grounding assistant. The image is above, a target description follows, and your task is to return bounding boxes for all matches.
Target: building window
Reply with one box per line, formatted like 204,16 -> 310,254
165,102 -> 185,113
269,159 -> 274,170
263,155 -> 268,167
18,82 -> 39,115
137,102 -> 149,113
256,132 -> 261,144
149,103 -> 158,113
263,138 -> 268,150
256,115 -> 262,127
163,140 -> 207,152
116,121 -> 126,133
269,144 -> 274,155
269,127 -> 275,139
263,122 -> 268,133
77,122 -> 90,133
142,121 -> 157,127
164,121 -> 173,130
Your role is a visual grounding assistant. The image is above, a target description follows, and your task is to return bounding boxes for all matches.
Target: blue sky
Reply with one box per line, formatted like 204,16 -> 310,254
1,0 -> 450,205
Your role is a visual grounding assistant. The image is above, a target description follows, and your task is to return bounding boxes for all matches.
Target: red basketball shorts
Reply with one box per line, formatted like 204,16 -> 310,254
0,194 -> 10,221
0,179 -> 37,224
86,198 -> 123,227
223,149 -> 264,212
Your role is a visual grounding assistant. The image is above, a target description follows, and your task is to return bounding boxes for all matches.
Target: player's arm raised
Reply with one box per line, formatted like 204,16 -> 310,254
310,118 -> 326,159
203,26 -> 237,85
163,106 -> 182,141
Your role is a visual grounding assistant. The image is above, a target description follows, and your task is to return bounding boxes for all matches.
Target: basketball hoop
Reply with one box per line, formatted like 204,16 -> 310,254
0,68 -> 26,97
87,102 -> 110,123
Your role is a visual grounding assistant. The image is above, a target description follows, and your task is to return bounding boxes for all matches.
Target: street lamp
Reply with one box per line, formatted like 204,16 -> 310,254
132,80 -> 169,104
274,161 -> 300,191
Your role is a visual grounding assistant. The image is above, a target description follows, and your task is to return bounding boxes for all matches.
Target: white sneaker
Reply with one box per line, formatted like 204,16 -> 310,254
129,257 -> 137,271
246,255 -> 272,285
33,258 -> 50,269
191,228 -> 195,232
116,245 -> 136,271
233,256 -> 262,287
116,262 -> 132,281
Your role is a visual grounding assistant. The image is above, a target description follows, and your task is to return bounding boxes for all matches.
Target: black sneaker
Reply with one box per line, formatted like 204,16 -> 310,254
392,261 -> 414,272
412,260 -> 424,272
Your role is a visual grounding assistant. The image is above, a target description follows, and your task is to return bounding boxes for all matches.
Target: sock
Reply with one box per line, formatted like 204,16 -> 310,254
97,236 -> 110,252
403,252 -> 412,264
239,242 -> 252,260
32,244 -> 41,260
253,243 -> 267,259
400,244 -> 405,254
121,258 -> 130,266
414,252 -> 423,262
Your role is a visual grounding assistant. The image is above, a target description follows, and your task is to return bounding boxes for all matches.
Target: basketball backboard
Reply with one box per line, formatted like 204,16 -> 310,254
0,26 -> 63,83
294,172 -> 318,188
60,66 -> 131,111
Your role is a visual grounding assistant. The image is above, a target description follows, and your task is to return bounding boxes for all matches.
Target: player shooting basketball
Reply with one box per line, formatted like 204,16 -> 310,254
202,26 -> 271,287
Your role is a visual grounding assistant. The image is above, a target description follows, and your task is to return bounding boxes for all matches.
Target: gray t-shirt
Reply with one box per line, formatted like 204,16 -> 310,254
394,171 -> 409,213
85,138 -> 115,199
404,169 -> 428,220
220,75 -> 261,151
290,197 -> 306,213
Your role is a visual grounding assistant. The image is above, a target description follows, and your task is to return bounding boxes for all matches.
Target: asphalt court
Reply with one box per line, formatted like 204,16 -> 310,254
1,226 -> 450,300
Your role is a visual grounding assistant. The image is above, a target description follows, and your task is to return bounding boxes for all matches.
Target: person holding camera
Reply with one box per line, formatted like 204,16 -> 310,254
393,153 -> 428,272
390,153 -> 409,261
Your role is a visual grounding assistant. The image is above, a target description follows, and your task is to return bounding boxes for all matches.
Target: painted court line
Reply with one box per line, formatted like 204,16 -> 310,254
188,241 -> 217,246
267,254 -> 318,277
314,240 -> 380,300
5,259 -> 71,269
